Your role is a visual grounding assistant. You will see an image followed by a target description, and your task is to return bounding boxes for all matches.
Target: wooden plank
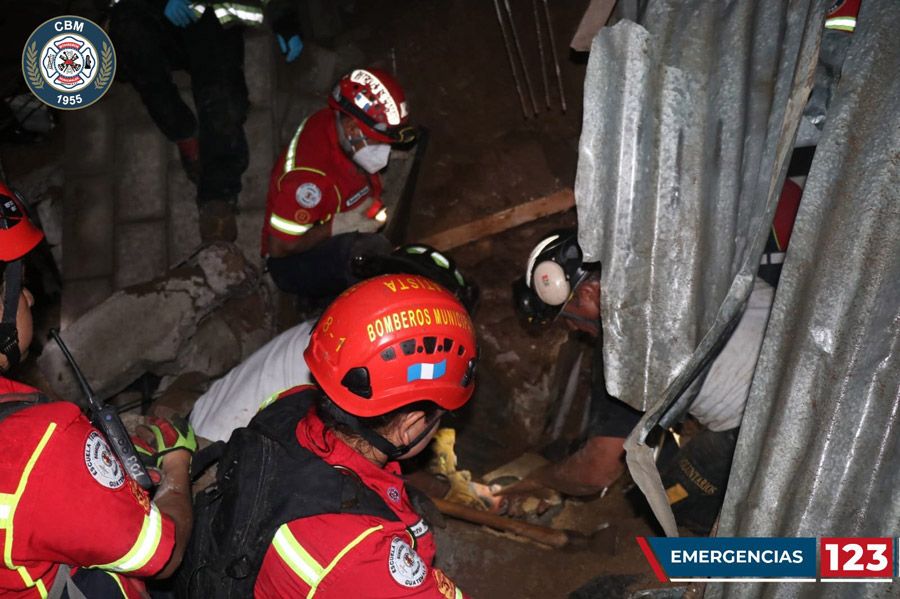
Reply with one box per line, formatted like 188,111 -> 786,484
420,188 -> 575,251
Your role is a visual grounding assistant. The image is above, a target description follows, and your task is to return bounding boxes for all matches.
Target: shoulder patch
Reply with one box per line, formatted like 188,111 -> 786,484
126,476 -> 151,513
296,182 -> 322,208
388,537 -> 427,588
294,209 -> 311,224
432,568 -> 458,599
83,430 -> 125,489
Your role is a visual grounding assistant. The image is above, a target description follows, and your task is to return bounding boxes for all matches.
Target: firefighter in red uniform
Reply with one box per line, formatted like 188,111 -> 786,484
262,68 -> 417,299
180,275 -> 472,597
0,182 -> 195,597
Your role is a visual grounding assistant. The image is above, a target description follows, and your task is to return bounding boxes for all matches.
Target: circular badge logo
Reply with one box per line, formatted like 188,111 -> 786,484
295,182 -> 322,208
388,538 -> 427,588
22,16 -> 116,110
83,430 -> 125,489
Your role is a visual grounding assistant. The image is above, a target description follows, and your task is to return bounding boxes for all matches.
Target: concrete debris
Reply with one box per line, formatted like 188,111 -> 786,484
495,350 -> 520,364
39,243 -> 265,403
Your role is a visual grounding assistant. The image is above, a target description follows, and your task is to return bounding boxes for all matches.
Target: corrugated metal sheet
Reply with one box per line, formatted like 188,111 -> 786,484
711,0 -> 900,595
575,0 -> 826,535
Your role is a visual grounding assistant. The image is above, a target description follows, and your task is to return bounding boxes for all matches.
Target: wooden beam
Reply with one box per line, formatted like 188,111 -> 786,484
420,188 -> 575,251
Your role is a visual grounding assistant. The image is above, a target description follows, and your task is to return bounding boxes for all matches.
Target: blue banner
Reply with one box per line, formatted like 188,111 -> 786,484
642,537 -> 817,580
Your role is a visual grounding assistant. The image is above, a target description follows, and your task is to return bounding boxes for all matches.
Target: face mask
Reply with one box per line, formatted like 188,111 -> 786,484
352,143 -> 391,174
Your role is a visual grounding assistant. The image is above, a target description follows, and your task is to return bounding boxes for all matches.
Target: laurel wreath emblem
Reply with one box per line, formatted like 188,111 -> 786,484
25,41 -> 44,90
95,42 -> 113,90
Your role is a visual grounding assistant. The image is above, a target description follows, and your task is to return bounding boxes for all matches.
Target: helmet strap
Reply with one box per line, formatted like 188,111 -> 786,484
0,260 -> 23,371
335,111 -> 355,155
323,401 -> 442,462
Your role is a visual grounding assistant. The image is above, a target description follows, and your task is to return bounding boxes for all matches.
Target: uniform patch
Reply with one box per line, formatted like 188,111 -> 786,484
409,519 -> 429,538
432,568 -> 457,599
345,185 -> 370,208
387,486 -> 401,504
294,209 -> 311,224
127,476 -> 151,513
295,182 -> 321,208
83,430 -> 125,489
388,538 -> 427,588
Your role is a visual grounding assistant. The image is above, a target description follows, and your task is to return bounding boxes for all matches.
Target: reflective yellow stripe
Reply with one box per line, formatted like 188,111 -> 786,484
1,423 -> 57,597
269,214 -> 313,236
825,16 -> 856,31
333,186 -> 342,213
106,571 -> 128,596
258,392 -> 280,412
455,588 -> 464,599
213,3 -> 264,24
92,503 -> 163,572
272,525 -> 325,588
271,524 -> 383,596
284,118 -> 310,174
308,525 -> 382,598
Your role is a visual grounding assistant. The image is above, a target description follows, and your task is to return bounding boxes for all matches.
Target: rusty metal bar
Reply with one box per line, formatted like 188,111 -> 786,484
493,0 -> 530,119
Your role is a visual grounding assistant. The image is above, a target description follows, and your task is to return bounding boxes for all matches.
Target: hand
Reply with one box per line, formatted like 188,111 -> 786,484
133,416 -> 198,469
164,0 -> 198,28
277,34 -> 303,63
331,198 -> 382,236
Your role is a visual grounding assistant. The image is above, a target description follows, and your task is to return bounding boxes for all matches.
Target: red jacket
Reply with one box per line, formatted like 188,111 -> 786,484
254,409 -> 467,598
0,378 -> 175,598
262,108 -> 383,255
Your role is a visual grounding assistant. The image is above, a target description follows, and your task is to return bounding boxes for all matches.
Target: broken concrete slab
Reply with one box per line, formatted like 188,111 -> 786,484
40,243 -> 261,402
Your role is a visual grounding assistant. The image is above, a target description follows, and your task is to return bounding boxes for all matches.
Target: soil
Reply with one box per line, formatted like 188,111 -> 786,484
0,1 -> 672,597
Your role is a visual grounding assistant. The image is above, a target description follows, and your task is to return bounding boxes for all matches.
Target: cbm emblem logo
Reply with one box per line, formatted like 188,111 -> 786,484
22,16 -> 115,110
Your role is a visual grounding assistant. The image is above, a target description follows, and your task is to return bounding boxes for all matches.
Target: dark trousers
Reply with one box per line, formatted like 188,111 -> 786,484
109,0 -> 249,203
586,328 -> 643,438
267,233 -> 392,300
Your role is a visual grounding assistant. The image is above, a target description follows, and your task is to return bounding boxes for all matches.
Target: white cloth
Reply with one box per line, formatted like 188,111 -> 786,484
189,321 -> 314,442
688,278 -> 776,432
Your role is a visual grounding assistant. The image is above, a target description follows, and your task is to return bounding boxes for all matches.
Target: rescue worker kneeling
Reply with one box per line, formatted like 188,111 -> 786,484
179,275 -> 474,598
0,182 -> 195,598
262,68 -> 418,300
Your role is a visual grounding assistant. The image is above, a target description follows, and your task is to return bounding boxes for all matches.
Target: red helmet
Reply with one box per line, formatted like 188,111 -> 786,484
0,182 -> 43,262
328,68 -> 416,144
305,274 -> 477,417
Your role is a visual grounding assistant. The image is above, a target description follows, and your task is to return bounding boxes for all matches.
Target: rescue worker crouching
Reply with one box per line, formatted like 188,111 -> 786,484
504,205 -> 795,531
178,275 -> 473,597
262,68 -> 418,300
0,182 -> 196,597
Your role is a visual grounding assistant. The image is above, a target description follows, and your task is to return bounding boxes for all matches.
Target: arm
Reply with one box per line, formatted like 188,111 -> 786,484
152,450 -> 192,578
268,221 -> 333,258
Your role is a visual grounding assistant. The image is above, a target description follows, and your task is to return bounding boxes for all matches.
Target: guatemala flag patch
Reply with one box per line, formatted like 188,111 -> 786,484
407,360 -> 447,382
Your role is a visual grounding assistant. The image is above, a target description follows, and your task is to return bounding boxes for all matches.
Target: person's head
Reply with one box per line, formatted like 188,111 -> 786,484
513,229 -> 601,336
0,183 -> 44,373
328,68 -> 416,174
305,274 -> 477,462
352,244 -> 480,316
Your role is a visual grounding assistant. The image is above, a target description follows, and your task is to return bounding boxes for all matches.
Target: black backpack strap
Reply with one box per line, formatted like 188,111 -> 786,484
190,440 -> 226,481
0,393 -> 50,422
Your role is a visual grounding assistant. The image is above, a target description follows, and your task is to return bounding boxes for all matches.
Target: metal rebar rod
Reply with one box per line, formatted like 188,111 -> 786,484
542,0 -> 567,112
504,0 -> 540,116
493,0 -> 530,119
533,0 -> 551,109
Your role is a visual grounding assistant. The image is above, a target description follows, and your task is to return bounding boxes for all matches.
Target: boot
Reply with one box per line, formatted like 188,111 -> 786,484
176,137 -> 201,184
198,199 -> 238,244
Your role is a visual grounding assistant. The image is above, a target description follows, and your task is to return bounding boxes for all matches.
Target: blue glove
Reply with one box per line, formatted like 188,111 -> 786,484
164,0 -> 198,28
277,34 -> 304,63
